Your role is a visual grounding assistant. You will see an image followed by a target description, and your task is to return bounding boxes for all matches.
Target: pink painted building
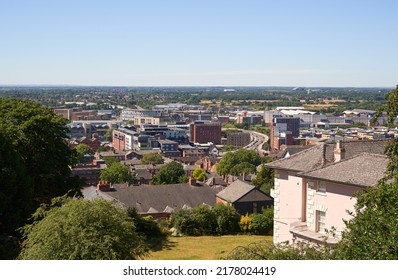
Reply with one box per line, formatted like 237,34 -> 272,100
267,140 -> 389,246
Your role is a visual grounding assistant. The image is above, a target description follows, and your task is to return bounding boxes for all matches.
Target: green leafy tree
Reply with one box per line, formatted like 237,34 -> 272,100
0,131 -> 35,259
141,153 -> 164,164
104,128 -> 113,142
192,168 -> 207,182
100,162 -> 136,184
19,198 -> 145,260
151,161 -> 186,185
252,160 -> 274,195
103,156 -> 118,167
230,162 -> 256,176
74,143 -> 94,163
0,99 -> 81,199
217,149 -> 262,176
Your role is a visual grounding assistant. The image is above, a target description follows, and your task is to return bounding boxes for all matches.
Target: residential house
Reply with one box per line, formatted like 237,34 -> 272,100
216,179 -> 273,215
266,139 -> 390,246
83,178 -> 223,219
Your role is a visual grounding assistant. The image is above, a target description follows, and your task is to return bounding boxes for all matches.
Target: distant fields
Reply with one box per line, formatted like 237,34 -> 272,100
144,235 -> 272,260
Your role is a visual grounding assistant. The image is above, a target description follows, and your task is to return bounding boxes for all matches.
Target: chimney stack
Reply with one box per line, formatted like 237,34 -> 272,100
334,140 -> 345,162
189,176 -> 197,186
97,180 -> 111,192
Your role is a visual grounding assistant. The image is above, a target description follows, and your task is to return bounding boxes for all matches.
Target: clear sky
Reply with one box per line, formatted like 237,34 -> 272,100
1,0 -> 397,87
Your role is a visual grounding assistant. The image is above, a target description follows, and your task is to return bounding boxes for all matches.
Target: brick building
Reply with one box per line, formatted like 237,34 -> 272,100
189,121 -> 221,145
227,132 -> 251,147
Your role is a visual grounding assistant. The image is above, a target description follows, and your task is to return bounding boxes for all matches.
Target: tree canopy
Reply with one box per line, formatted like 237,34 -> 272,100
0,131 -> 34,237
151,161 -> 186,185
74,143 -> 94,163
100,162 -> 136,185
192,168 -> 207,182
251,158 -> 274,195
0,98 -> 81,199
19,198 -> 145,260
216,149 -> 262,176
141,152 -> 164,164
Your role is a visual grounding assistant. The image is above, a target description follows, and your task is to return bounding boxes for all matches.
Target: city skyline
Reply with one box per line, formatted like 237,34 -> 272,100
1,0 -> 397,87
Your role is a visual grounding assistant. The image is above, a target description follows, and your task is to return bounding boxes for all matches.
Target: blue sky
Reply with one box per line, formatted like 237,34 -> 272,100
1,0 -> 397,87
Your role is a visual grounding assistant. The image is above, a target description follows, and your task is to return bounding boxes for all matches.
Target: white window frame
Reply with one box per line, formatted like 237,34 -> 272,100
316,210 -> 326,233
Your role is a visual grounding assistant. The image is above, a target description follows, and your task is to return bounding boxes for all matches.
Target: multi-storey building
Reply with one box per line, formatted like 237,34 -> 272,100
270,117 -> 300,150
189,121 -> 222,145
227,132 -> 251,147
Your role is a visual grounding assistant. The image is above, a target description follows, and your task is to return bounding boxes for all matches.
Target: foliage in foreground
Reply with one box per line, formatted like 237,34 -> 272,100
19,198 -> 145,260
226,241 -> 335,260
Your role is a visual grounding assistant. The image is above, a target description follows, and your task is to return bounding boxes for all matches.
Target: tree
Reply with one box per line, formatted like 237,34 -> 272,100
141,152 -> 164,164
252,160 -> 274,195
217,149 -> 262,176
100,162 -> 136,184
0,99 -> 81,199
103,156 -> 118,167
151,161 -> 186,185
74,143 -> 93,163
0,131 -> 35,259
18,198 -> 145,260
104,128 -> 113,142
192,168 -> 207,182
230,162 -> 256,177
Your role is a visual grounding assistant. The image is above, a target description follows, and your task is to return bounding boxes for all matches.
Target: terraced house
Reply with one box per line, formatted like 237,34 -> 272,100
266,139 -> 390,246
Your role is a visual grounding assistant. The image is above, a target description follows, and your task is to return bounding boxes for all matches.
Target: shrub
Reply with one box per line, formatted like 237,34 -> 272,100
239,214 -> 253,233
251,208 -> 274,235
212,203 -> 241,235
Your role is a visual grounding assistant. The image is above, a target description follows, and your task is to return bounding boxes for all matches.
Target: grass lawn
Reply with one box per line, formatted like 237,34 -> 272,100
144,235 -> 272,260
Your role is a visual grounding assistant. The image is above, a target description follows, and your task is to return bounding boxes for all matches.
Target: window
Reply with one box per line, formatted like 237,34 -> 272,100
316,181 -> 327,193
253,202 -> 258,214
316,210 -> 326,233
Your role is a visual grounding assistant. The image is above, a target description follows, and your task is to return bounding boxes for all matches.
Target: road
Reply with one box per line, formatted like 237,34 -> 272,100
242,129 -> 269,156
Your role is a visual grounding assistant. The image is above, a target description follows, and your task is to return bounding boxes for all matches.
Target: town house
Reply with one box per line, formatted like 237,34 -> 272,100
266,139 -> 389,246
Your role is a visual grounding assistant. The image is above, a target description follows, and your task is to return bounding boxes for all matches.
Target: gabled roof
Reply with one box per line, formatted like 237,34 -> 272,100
106,183 -> 223,214
266,139 -> 390,173
266,144 -> 334,172
280,145 -> 313,158
299,153 -> 388,187
216,179 -> 255,203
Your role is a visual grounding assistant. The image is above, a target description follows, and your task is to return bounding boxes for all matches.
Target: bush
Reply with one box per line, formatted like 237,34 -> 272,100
170,203 -> 241,236
212,203 -> 241,235
170,209 -> 199,236
127,208 -> 168,250
239,214 -> 253,233
251,208 -> 273,235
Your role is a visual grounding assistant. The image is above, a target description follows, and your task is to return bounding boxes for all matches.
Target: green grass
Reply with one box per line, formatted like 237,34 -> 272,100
144,235 -> 273,260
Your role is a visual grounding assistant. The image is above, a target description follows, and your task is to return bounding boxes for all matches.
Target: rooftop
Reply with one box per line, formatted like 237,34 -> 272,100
299,153 -> 388,187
